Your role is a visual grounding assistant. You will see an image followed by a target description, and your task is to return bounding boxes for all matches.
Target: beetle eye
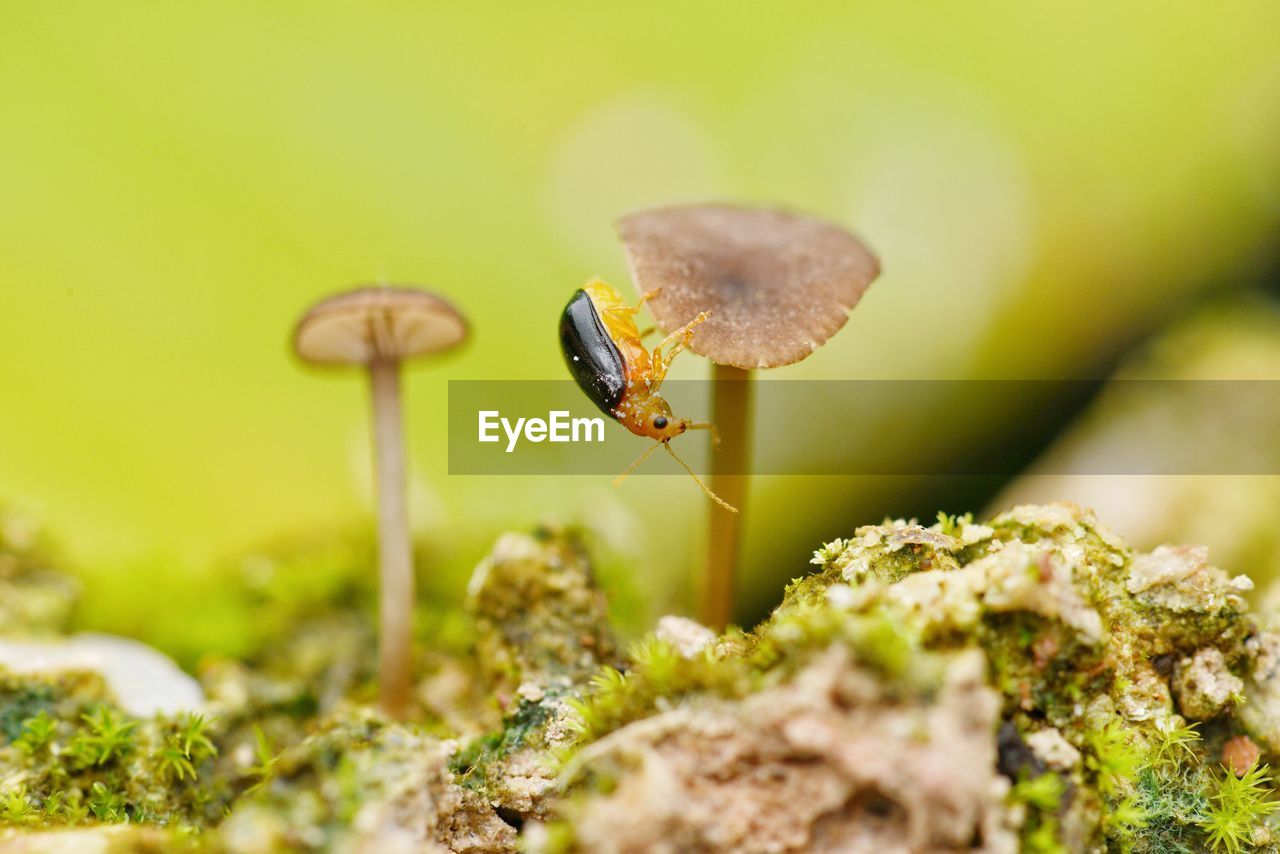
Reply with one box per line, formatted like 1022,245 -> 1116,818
653,416 -> 668,429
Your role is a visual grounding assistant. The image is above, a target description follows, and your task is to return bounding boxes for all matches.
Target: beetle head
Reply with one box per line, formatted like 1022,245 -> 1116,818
620,395 -> 687,441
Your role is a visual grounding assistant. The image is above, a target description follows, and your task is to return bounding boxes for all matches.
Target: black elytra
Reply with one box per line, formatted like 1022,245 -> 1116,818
559,289 -> 626,417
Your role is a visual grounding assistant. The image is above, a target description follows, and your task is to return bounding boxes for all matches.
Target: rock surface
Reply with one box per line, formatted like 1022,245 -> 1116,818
556,647 -> 1014,853
0,634 -> 203,716
5,504 -> 1280,853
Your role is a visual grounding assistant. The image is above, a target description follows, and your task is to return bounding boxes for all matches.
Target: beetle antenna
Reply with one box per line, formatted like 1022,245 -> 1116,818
663,442 -> 738,513
684,421 -> 721,448
613,440 -> 663,487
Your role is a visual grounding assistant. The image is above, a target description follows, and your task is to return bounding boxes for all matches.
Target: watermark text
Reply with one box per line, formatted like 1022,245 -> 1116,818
478,409 -> 605,452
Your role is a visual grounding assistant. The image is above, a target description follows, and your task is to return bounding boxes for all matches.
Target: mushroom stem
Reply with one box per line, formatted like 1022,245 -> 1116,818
702,364 -> 753,630
368,358 -> 414,719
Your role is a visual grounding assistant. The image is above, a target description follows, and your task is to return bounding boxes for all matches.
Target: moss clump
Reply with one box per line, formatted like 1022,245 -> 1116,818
467,524 -> 616,694
218,710 -> 516,852
7,503 -> 1280,853
1200,763 -> 1280,853
0,668 -> 228,830
453,525 -> 618,821
776,502 -> 1274,851
562,606 -> 936,753
450,693 -> 558,793
548,642 -> 1008,852
544,502 -> 1279,852
562,636 -> 756,746
194,532 -> 497,794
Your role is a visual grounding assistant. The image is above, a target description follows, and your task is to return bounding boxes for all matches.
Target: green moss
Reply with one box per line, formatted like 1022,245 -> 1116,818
2,503 -> 1278,852
154,714 -> 218,784
13,710 -> 57,755
69,705 -> 139,767
217,709 -> 514,852
1151,719 -> 1201,767
447,526 -> 623,819
0,786 -> 37,825
1011,771 -> 1068,854
1201,764 -> 1279,853
548,503 -> 1279,851
564,639 -> 756,748
242,725 -> 280,795
451,693 -> 556,791
980,612 -> 1108,722
0,678 -> 56,742
1133,765 -> 1213,853
563,606 -> 944,765
1087,721 -> 1146,797
468,526 -> 616,692
0,668 -> 232,830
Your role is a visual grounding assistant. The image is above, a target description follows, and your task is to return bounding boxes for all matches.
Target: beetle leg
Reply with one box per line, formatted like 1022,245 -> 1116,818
635,288 -> 660,309
655,311 -> 711,369
603,288 -> 662,322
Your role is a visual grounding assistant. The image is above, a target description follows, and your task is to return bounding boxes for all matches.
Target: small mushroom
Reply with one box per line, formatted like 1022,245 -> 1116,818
293,285 -> 468,718
617,204 -> 879,629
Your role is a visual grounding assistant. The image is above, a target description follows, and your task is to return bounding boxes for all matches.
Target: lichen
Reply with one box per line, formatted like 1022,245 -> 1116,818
539,502 -> 1280,852
453,524 -> 617,820
548,646 -> 1012,853
467,525 -> 615,693
218,711 -> 516,852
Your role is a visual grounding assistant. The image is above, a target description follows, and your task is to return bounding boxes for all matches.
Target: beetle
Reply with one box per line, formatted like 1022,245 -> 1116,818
560,279 -> 736,511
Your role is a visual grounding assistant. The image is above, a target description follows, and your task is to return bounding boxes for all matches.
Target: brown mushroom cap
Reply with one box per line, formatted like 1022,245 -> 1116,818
617,204 -> 879,369
293,285 -> 468,365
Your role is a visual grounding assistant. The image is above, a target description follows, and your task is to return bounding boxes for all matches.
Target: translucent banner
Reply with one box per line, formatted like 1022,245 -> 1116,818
446,380 -> 1280,475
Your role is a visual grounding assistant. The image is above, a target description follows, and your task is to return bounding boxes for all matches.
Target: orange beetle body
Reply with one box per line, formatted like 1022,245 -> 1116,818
559,280 -> 734,510
583,280 -> 690,439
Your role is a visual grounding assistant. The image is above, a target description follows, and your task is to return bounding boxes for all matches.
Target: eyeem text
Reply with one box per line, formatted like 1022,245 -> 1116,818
478,410 -> 606,453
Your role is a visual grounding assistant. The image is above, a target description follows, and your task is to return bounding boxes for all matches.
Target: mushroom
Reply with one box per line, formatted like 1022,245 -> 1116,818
292,285 -> 468,718
617,204 -> 879,629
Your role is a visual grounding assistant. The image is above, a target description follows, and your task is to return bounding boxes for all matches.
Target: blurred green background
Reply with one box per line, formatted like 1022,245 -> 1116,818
2,2 -> 1280,644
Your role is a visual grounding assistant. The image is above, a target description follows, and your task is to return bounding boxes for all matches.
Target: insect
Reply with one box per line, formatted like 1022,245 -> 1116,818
560,280 -> 737,512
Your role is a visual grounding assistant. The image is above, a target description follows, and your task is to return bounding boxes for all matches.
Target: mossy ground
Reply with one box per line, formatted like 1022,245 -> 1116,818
3,504 -> 1280,852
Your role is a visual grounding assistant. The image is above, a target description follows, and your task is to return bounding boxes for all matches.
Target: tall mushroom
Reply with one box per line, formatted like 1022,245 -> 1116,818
617,204 -> 879,630
292,285 -> 468,718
